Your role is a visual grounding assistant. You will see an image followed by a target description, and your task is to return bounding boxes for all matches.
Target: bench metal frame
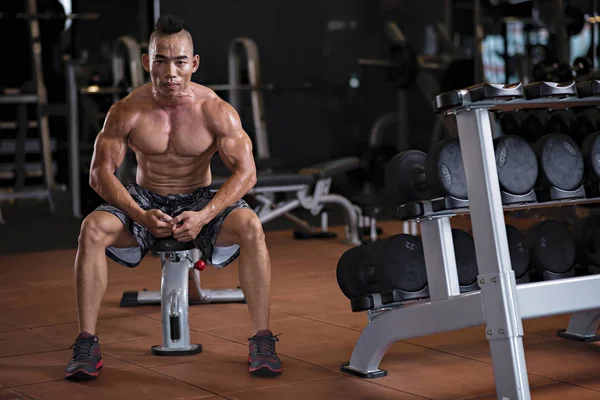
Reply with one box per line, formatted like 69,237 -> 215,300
245,176 -> 362,246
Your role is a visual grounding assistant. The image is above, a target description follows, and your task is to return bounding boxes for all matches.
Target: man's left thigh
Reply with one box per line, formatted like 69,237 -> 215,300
214,207 -> 259,247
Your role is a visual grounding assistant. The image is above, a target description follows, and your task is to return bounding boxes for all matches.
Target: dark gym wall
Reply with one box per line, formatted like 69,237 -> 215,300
161,0 -> 447,167
161,0 -> 355,167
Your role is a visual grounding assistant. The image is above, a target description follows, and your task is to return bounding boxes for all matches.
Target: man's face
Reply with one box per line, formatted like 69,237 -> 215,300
143,32 -> 199,97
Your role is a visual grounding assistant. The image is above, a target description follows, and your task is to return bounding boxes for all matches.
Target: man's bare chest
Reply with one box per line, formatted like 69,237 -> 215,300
128,111 -> 214,157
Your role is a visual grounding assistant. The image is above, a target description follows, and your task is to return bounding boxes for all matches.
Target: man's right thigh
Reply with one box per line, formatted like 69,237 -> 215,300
83,211 -> 138,249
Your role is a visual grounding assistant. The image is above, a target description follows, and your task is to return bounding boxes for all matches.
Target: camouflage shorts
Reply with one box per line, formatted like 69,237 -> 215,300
95,184 -> 251,268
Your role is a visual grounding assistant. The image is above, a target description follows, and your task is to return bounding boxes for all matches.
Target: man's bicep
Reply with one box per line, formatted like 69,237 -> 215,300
211,101 -> 255,172
217,131 -> 255,172
90,104 -> 132,174
90,132 -> 128,174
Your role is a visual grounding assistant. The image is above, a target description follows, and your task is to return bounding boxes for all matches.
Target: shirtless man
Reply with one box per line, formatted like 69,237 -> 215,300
64,14 -> 281,381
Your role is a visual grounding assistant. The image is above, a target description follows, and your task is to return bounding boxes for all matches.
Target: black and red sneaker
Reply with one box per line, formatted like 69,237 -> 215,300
248,329 -> 282,377
64,332 -> 103,381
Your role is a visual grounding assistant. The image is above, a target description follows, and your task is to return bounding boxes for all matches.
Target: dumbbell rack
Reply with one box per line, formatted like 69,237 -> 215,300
341,80 -> 600,400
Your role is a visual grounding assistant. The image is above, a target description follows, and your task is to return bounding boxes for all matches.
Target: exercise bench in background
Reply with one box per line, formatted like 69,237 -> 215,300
211,156 -> 366,246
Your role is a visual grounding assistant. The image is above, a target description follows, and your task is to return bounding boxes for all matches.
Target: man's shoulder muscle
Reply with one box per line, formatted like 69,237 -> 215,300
200,93 -> 241,137
103,94 -> 146,137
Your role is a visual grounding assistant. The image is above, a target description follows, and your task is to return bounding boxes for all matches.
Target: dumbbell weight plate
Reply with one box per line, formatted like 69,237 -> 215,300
571,108 -> 600,146
580,131 -> 600,182
527,220 -> 576,274
499,112 -> 525,136
534,133 -> 584,191
384,150 -> 431,207
452,229 -> 479,287
522,110 -> 550,143
426,139 -> 468,199
577,215 -> 600,267
494,135 -> 538,195
506,225 -> 530,279
336,242 -> 378,299
546,110 -> 576,135
375,234 -> 427,293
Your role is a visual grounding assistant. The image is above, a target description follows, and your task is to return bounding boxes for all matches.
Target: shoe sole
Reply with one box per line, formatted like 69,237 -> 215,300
65,360 -> 103,381
249,365 -> 282,378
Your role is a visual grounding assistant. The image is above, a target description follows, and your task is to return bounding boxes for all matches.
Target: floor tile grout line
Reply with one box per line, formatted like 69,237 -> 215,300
460,380 -> 600,400
2,312 -> 157,331
146,364 -> 240,398
450,350 -> 568,383
101,348 -> 200,370
357,376 -> 435,400
260,309 -> 366,333
222,376 -> 352,397
0,348 -> 71,360
4,387 -> 40,400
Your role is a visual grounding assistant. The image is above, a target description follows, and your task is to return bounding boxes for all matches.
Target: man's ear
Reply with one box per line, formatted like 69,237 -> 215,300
142,53 -> 150,72
192,54 -> 200,73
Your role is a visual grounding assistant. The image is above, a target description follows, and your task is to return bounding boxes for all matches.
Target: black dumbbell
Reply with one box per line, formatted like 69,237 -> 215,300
581,132 -> 600,194
453,226 -> 530,290
493,135 -> 539,197
522,110 -> 550,144
546,110 -> 576,136
452,229 -> 479,292
425,139 -> 468,200
506,224 -> 531,282
533,133 -> 585,193
571,109 -> 600,147
527,219 -> 576,280
386,136 -> 540,209
383,139 -> 470,206
336,234 -> 428,309
577,215 -> 600,273
498,111 -> 525,136
336,241 -> 379,301
573,56 -> 593,77
532,61 -> 573,83
384,139 -> 468,209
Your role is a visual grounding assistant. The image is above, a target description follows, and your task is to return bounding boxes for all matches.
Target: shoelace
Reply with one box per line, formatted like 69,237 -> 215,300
249,334 -> 280,358
69,337 -> 97,362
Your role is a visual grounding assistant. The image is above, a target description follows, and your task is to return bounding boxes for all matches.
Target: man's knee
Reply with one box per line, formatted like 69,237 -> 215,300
236,212 -> 265,245
79,213 -> 119,248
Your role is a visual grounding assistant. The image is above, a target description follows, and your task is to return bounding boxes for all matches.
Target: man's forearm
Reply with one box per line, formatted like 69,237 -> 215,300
203,170 -> 255,220
91,171 -> 145,223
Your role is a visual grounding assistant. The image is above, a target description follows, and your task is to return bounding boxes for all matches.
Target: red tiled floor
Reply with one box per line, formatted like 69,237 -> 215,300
0,330 -> 64,358
31,315 -> 164,347
3,223 -> 600,400
470,339 -> 600,382
101,331 -> 248,369
404,325 -> 558,357
204,316 -> 359,352
281,338 -> 455,373
372,355 -> 554,400
0,318 -> 23,333
152,354 -> 338,394
465,382 -> 600,400
0,350 -> 140,388
228,376 -> 429,400
0,388 -> 30,400
15,369 -> 216,400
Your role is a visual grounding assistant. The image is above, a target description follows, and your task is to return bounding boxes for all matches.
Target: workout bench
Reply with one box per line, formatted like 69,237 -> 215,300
210,156 -> 365,245
121,237 -> 245,356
